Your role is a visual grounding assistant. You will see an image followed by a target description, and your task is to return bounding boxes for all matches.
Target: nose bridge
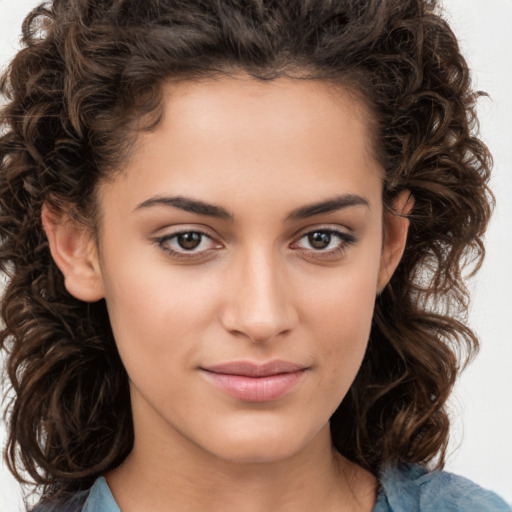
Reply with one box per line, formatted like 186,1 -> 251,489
221,242 -> 297,343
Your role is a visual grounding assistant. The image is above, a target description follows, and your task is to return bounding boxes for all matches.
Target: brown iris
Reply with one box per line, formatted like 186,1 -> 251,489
177,232 -> 203,250
308,231 -> 331,249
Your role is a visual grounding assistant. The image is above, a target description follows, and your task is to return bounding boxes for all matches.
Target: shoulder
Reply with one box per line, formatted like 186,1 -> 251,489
375,464 -> 510,512
32,477 -> 119,512
31,491 -> 88,512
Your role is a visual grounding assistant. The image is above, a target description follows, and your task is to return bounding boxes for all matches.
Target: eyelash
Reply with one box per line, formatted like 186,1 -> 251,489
153,230 -> 219,260
291,228 -> 357,260
153,228 -> 357,261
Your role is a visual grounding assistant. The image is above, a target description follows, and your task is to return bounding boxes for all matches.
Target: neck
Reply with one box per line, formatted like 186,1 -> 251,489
107,421 -> 377,512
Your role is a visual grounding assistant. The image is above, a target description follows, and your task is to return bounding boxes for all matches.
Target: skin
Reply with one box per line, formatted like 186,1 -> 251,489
43,75 -> 411,512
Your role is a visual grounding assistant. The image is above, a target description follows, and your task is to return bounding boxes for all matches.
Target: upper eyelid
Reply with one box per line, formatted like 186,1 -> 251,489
155,225 -> 354,241
155,229 -> 217,247
290,218 -> 355,233
154,230 -> 220,259
292,228 -> 356,248
292,225 -> 355,241
154,226 -> 218,243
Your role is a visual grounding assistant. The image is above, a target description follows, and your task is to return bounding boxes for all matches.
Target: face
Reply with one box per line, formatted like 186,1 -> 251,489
46,75 -> 409,465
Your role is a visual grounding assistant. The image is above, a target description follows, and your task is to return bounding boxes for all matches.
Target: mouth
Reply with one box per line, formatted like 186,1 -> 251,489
200,360 -> 308,402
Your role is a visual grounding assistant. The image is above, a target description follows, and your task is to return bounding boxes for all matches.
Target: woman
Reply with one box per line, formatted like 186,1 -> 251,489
0,0 -> 509,510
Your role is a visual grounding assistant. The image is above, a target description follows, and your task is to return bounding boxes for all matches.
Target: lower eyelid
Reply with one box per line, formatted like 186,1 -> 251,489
295,229 -> 355,246
155,228 -> 355,258
155,230 -> 215,252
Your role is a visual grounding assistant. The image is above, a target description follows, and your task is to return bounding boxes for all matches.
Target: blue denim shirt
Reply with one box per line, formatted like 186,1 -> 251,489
34,464 -> 510,511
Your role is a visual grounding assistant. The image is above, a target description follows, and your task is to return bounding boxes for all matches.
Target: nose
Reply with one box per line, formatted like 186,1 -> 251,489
220,246 -> 298,343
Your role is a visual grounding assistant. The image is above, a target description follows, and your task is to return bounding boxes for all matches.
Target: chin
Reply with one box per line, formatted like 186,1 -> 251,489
210,440 -> 303,465
198,420 -> 321,465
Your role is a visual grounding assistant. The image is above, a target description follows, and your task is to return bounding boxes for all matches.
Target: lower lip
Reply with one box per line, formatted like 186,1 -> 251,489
201,370 -> 306,402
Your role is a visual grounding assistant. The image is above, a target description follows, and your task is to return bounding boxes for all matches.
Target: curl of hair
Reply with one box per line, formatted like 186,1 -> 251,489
0,0 -> 492,504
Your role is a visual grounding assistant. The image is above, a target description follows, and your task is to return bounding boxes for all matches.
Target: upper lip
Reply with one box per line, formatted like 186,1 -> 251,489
201,360 -> 307,377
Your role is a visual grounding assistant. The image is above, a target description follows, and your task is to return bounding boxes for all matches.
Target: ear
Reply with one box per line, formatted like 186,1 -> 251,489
377,190 -> 414,292
42,203 -> 104,302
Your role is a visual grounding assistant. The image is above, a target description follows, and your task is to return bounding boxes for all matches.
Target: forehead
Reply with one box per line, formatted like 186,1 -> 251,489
98,74 -> 383,220
161,74 -> 372,126
154,74 -> 378,161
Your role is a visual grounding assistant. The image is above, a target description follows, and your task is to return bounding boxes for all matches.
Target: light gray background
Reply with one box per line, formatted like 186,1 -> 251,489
0,0 -> 511,509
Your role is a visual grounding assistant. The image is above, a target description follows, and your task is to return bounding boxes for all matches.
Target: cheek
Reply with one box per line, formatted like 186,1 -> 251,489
302,254 -> 380,383
100,252 -> 218,377
307,255 -> 379,333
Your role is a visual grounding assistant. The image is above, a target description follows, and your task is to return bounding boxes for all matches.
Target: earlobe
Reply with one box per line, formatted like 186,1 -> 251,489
41,203 -> 104,302
377,191 -> 414,292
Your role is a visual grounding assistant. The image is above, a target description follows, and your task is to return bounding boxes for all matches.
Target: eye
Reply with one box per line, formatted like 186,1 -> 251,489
173,232 -> 204,250
154,230 -> 222,258
305,231 -> 336,250
292,228 -> 356,259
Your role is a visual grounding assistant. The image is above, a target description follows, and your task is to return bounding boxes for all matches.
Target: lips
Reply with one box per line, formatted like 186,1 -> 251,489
200,361 -> 308,402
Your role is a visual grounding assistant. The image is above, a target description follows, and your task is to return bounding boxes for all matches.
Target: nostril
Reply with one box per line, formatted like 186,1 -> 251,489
220,297 -> 298,343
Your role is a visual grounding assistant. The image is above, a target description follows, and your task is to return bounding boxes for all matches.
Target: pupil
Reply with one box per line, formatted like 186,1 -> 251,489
178,232 -> 202,250
309,231 -> 330,249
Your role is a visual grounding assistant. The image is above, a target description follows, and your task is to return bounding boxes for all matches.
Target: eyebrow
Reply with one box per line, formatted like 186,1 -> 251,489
136,196 -> 233,219
285,194 -> 369,221
135,194 -> 369,221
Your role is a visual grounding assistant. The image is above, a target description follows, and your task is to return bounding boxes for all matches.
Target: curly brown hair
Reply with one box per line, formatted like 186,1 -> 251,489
0,0 -> 492,505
